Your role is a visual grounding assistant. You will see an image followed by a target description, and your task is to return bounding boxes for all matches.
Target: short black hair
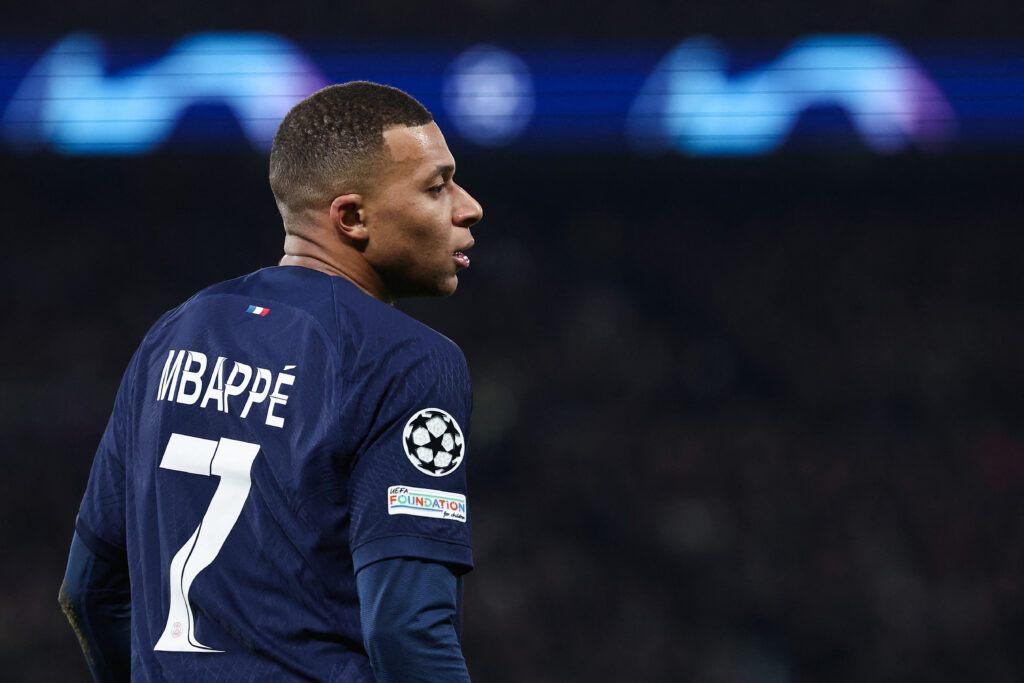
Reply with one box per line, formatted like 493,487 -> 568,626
269,81 -> 433,214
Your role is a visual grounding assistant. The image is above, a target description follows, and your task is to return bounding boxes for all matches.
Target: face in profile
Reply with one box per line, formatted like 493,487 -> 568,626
362,122 -> 483,299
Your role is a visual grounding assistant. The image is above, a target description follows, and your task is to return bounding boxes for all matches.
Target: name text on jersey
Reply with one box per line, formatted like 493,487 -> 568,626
157,349 -> 296,428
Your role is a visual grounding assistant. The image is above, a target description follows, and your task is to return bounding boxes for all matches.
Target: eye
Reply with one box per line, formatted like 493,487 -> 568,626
428,182 -> 447,194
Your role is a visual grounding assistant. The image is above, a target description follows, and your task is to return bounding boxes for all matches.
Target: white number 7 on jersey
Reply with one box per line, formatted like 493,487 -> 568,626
153,433 -> 260,653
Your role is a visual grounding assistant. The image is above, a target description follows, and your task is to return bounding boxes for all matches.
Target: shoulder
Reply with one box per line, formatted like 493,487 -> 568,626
139,266 -> 467,381
144,266 -> 342,349
325,277 -> 468,373
381,313 -> 468,381
192,266 -> 339,325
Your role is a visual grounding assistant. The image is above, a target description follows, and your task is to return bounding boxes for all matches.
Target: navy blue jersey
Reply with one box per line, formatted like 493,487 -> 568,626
75,266 -> 473,681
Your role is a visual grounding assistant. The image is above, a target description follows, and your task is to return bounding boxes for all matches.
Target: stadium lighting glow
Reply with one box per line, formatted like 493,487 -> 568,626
628,35 -> 955,155
442,45 -> 535,146
1,33 -> 326,154
0,33 -> 1018,156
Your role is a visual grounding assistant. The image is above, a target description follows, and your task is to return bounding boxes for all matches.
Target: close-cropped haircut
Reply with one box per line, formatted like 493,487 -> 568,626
269,81 -> 433,215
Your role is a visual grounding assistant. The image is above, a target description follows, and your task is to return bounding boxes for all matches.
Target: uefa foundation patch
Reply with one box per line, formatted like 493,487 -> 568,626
387,485 -> 467,522
402,408 -> 465,477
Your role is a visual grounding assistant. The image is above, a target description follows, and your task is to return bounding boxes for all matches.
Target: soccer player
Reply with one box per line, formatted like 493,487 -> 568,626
59,81 -> 483,682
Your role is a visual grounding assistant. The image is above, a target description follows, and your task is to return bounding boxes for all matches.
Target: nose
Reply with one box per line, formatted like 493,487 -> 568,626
453,183 -> 483,229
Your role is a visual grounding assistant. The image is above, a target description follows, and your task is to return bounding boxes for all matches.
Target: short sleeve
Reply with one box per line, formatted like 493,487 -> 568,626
349,339 -> 473,575
75,351 -> 140,562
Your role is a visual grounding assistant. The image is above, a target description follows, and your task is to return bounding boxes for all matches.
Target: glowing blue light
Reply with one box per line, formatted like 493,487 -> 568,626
1,33 -> 326,155
2,34 -> 1010,157
628,35 -> 955,155
442,45 -> 534,147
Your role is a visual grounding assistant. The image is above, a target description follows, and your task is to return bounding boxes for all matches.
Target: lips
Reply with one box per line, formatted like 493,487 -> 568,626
453,240 -> 473,269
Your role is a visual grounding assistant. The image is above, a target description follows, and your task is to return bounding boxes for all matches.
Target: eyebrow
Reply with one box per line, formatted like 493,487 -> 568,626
428,164 -> 455,180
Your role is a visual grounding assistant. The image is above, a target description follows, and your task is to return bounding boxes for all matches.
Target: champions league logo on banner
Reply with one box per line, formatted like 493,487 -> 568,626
6,33 -> 1024,155
1,32 -> 326,154
402,408 -> 465,477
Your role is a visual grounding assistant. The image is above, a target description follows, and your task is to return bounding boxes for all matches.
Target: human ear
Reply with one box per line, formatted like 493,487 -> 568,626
330,194 -> 367,241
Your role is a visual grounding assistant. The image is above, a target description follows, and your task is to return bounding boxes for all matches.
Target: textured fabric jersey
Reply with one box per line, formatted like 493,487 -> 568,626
75,266 -> 474,682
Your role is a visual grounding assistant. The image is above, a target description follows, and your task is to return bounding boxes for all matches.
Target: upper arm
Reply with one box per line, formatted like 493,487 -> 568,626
348,339 -> 474,574
60,531 -> 132,683
76,350 -> 142,559
356,557 -> 460,636
356,557 -> 469,683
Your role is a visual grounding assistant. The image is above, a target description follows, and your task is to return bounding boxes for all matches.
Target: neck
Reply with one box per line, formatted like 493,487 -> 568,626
280,233 -> 394,304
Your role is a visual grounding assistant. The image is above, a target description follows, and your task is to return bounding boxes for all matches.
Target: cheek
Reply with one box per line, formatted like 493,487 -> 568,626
375,200 -> 452,261
407,209 -> 452,252
386,223 -> 448,274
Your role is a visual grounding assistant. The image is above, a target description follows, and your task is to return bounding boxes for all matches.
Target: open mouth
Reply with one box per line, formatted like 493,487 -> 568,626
453,251 -> 470,268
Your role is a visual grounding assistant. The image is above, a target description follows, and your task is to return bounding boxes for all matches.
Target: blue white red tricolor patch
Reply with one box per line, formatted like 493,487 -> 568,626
246,305 -> 270,316
387,485 -> 467,522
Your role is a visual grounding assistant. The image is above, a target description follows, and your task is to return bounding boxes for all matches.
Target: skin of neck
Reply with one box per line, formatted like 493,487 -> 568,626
278,205 -> 395,304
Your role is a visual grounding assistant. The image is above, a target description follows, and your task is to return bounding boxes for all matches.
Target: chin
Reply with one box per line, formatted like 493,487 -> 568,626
400,277 -> 459,300
431,278 -> 459,298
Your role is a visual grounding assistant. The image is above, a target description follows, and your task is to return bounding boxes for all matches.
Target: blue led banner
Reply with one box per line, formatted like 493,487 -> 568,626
0,34 -> 1021,155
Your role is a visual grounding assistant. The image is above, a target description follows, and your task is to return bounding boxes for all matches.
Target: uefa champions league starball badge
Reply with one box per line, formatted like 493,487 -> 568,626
402,408 -> 465,477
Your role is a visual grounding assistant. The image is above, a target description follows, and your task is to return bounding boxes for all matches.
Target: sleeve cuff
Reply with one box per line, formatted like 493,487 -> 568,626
352,535 -> 473,575
75,517 -> 127,564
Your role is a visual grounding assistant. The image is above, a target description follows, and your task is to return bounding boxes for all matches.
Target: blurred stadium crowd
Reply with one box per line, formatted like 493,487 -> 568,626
3,148 -> 1021,680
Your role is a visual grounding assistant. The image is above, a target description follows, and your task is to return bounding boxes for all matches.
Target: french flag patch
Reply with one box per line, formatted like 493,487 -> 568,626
246,305 -> 270,316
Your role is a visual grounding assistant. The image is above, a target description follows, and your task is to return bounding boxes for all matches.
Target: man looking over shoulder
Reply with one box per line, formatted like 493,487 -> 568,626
59,81 -> 483,682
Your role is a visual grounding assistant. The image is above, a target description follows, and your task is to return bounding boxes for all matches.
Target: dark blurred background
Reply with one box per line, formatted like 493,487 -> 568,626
3,3 -> 1024,682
